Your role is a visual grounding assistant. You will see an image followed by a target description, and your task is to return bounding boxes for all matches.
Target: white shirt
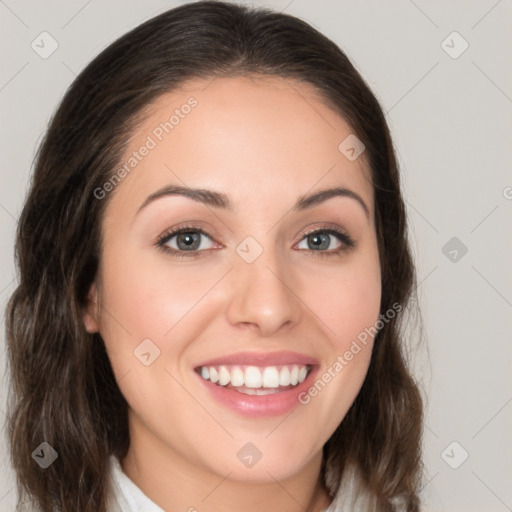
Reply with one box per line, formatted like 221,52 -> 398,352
107,455 -> 380,512
108,456 -> 164,511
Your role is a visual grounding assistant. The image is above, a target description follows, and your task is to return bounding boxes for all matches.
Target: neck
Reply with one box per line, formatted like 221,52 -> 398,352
121,417 -> 332,512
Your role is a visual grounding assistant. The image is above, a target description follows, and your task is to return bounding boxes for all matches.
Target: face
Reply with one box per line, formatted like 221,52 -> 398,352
84,75 -> 381,483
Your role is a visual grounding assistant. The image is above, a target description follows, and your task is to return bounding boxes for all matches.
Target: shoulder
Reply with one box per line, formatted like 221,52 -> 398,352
323,459 -> 410,512
106,455 -> 165,512
323,460 -> 378,512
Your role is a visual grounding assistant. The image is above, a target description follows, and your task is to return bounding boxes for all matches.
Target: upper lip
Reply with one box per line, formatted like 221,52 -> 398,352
194,350 -> 319,369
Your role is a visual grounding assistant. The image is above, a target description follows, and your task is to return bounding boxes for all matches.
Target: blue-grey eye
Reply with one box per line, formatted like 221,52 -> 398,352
297,230 -> 343,251
163,230 -> 214,251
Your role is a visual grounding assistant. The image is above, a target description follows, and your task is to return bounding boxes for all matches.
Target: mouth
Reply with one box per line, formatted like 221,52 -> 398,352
195,364 -> 312,395
193,351 -> 319,417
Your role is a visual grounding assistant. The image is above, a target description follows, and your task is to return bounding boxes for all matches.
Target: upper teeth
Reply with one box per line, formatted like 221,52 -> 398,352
199,365 -> 310,388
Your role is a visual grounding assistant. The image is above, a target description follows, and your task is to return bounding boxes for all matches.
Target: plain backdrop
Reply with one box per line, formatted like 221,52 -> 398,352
1,1 -> 511,511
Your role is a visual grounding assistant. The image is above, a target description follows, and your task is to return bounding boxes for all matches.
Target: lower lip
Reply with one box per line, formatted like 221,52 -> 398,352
195,367 -> 318,418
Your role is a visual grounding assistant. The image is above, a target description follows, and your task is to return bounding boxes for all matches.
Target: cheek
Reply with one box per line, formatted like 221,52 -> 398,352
302,249 -> 381,350
299,248 -> 381,420
98,245 -> 217,342
324,278 -> 381,351
96,243 -> 230,393
294,245 -> 380,412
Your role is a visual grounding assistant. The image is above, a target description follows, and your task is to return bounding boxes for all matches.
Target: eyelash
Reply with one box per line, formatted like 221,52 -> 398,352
155,223 -> 356,260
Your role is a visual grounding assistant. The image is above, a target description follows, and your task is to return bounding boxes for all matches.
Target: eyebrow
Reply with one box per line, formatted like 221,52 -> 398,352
136,185 -> 370,218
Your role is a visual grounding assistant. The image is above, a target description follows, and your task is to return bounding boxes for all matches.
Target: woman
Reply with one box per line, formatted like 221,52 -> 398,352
5,1 -> 423,511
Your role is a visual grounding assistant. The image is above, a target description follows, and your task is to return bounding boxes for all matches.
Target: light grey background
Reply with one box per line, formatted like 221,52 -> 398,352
1,1 -> 511,511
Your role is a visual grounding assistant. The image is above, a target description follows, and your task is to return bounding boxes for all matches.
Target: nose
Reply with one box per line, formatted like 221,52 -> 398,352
225,246 -> 303,337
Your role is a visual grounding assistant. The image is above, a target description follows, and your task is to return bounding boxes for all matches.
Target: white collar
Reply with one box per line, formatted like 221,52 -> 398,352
107,454 -> 377,512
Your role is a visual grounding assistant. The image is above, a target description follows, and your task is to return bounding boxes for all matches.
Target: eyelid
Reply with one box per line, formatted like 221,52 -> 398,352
155,223 -> 219,249
298,222 -> 350,241
154,221 -> 216,244
296,222 -> 354,245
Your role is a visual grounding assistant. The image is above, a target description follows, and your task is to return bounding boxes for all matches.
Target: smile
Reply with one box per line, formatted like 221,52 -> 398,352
196,364 -> 311,395
193,351 -> 319,417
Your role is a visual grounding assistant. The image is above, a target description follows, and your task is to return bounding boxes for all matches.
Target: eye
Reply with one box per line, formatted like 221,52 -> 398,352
155,224 -> 355,259
156,225 -> 218,258
296,228 -> 355,256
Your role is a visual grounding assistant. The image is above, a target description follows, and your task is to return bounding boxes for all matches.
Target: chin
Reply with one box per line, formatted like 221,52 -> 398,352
201,440 -> 320,484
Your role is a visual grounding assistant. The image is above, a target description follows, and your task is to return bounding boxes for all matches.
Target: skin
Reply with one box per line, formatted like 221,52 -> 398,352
83,75 -> 381,512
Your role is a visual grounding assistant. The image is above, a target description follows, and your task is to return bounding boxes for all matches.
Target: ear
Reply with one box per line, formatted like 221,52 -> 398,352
82,281 -> 100,333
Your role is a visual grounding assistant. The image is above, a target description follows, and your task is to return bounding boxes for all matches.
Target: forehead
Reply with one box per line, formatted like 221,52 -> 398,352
106,75 -> 373,217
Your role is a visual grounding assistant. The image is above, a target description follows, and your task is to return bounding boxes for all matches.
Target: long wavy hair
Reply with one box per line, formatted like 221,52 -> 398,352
5,1 -> 424,510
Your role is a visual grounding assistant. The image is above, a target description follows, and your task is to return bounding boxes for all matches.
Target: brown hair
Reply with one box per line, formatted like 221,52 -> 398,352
5,1 -> 423,510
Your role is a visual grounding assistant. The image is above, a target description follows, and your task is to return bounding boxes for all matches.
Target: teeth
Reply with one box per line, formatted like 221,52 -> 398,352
279,366 -> 291,386
218,366 -> 230,386
245,366 -> 262,388
231,367 -> 244,387
237,387 -> 281,395
209,367 -> 219,384
290,365 -> 299,385
262,367 -> 279,388
198,364 -> 311,389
